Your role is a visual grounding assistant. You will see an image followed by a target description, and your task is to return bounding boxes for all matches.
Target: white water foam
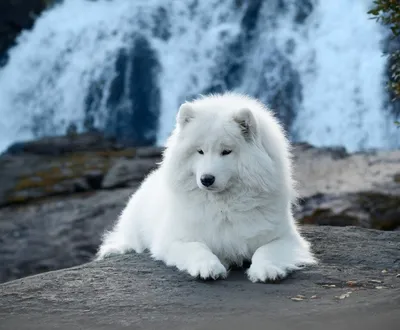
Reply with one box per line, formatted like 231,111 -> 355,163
0,0 -> 397,153
0,0 -> 244,152
290,0 -> 398,151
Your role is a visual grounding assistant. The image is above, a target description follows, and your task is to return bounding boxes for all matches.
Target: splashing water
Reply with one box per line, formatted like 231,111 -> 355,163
0,0 -> 398,153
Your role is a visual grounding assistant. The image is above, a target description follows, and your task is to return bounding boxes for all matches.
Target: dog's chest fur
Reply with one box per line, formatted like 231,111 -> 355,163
191,197 -> 277,264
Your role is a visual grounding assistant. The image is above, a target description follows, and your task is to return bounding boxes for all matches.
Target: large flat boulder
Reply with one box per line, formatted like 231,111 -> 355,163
0,226 -> 399,330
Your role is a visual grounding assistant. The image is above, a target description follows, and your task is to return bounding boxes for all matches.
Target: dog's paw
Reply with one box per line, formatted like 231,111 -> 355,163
187,257 -> 228,280
246,262 -> 288,283
95,243 -> 137,261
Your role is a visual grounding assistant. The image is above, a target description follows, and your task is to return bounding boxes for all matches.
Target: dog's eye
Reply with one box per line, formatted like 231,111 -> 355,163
221,149 -> 232,156
197,149 -> 204,155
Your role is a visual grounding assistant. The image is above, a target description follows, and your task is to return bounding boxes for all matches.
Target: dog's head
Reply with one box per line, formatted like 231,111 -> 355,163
163,94 -> 268,194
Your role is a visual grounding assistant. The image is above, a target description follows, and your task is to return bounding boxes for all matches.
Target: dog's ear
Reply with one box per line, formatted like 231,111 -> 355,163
177,102 -> 195,127
234,108 -> 257,141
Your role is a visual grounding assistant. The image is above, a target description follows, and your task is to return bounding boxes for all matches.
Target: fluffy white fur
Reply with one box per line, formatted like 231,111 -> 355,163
96,92 -> 316,282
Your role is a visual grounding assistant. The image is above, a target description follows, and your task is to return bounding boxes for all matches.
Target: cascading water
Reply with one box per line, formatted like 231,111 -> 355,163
0,0 -> 398,153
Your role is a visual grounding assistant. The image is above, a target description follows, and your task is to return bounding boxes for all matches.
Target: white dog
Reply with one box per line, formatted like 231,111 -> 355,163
96,92 -> 316,282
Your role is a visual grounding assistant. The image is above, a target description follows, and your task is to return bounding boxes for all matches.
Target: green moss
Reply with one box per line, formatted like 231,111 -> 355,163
6,148 -> 137,205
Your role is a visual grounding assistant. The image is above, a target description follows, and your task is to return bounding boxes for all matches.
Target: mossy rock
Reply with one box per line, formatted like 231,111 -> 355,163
2,149 -> 136,206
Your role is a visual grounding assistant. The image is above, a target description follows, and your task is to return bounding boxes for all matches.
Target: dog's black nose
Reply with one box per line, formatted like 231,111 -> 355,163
200,174 -> 215,187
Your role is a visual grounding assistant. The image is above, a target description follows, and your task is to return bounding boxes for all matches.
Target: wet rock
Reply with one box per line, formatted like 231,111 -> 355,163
135,146 -> 164,158
4,132 -> 124,156
0,135 -> 137,206
105,35 -> 161,147
0,133 -> 164,206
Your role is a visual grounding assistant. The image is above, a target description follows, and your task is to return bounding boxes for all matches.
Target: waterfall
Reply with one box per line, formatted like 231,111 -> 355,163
0,0 -> 398,153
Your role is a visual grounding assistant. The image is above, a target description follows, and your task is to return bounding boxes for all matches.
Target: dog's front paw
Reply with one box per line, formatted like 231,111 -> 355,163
246,262 -> 288,283
187,257 -> 228,280
96,243 -> 135,261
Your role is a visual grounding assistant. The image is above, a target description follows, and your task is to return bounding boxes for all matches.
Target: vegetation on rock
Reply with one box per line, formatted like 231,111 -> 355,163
369,0 -> 400,114
4,149 -> 137,205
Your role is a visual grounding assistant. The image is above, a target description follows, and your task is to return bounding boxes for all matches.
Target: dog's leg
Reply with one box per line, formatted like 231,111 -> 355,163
153,241 -> 228,280
246,233 -> 316,283
96,194 -> 145,260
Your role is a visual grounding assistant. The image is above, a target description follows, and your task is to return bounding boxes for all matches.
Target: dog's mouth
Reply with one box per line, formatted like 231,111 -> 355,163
198,185 -> 226,193
196,177 -> 232,193
200,186 -> 217,192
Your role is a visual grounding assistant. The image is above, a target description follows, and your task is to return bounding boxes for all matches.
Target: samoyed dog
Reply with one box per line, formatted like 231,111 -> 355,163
96,92 -> 316,282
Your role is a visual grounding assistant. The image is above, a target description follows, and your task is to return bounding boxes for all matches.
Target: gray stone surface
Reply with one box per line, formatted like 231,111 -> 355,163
292,143 -> 400,197
101,159 -> 158,189
0,226 -> 399,330
4,132 -> 123,156
0,150 -> 137,207
292,143 -> 400,229
0,189 -> 132,283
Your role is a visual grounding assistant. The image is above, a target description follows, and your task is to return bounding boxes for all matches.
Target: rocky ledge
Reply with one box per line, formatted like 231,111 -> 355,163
0,133 -> 400,284
0,226 -> 399,330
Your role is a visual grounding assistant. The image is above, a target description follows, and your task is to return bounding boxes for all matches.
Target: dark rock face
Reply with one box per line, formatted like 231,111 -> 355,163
105,35 -> 161,147
85,34 -> 161,148
0,226 -> 399,330
4,132 -> 123,156
0,0 -> 54,66
297,191 -> 400,231
0,133 -> 162,207
0,189 -> 131,283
